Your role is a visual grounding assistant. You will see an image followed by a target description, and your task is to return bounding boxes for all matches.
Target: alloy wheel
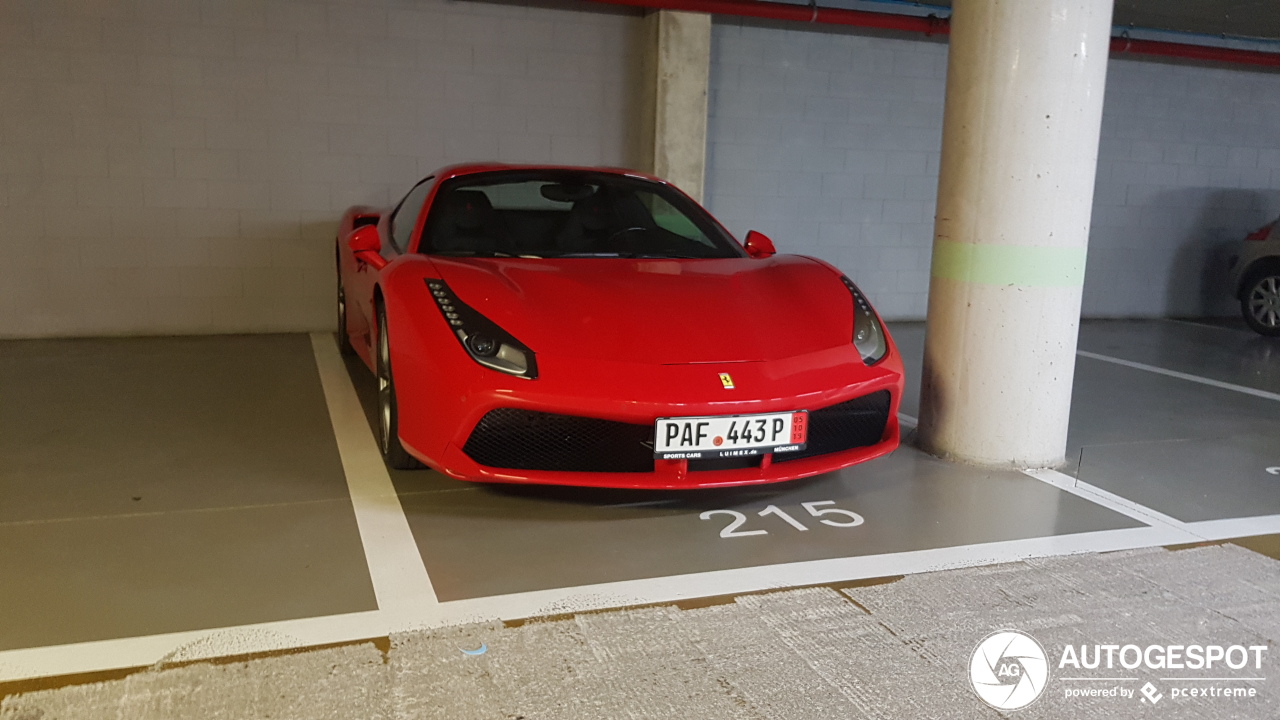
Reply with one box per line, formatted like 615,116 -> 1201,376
378,315 -> 392,454
1247,275 -> 1280,329
337,285 -> 347,337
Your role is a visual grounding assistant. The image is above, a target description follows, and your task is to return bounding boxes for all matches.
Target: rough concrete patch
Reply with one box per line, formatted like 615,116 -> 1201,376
1127,545 -> 1280,607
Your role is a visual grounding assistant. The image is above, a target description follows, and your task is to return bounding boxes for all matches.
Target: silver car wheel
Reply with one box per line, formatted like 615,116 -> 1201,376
1247,275 -> 1280,329
338,286 -> 345,329
377,315 -> 392,453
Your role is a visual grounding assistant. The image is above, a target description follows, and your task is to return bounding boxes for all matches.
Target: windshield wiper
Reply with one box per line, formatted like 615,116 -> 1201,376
432,250 -> 517,258
553,252 -> 705,259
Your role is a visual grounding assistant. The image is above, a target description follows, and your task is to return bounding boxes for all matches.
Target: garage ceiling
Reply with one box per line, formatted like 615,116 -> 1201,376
1113,0 -> 1280,40
917,0 -> 1280,41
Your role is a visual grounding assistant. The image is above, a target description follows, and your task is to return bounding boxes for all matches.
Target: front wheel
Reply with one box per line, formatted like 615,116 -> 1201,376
376,302 -> 421,469
1241,270 -> 1280,337
336,248 -> 355,355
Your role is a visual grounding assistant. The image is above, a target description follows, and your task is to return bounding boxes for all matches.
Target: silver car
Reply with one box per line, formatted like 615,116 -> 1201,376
1229,218 -> 1280,336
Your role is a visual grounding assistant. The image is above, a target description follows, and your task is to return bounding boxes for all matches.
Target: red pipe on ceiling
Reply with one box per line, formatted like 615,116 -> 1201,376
588,0 -> 1280,68
591,0 -> 952,35
1110,36 -> 1280,67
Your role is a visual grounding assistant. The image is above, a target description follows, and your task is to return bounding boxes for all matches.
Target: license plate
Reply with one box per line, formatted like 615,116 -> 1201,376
654,411 -> 808,460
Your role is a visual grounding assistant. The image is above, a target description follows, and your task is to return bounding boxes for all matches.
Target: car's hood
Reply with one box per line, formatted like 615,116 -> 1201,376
429,256 -> 855,364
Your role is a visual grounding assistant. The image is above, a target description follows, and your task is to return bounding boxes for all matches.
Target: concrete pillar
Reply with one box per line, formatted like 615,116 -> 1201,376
634,10 -> 711,202
918,0 -> 1113,467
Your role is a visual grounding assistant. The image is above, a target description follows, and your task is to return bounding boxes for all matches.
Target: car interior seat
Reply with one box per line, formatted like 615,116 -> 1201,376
555,192 -> 617,253
555,190 -> 660,254
429,190 -> 506,254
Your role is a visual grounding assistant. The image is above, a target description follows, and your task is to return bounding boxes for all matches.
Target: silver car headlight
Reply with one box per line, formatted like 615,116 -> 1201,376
840,275 -> 888,365
426,279 -> 538,379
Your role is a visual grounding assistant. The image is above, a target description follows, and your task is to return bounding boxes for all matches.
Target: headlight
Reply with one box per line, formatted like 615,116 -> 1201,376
839,275 -> 887,365
426,279 -> 538,379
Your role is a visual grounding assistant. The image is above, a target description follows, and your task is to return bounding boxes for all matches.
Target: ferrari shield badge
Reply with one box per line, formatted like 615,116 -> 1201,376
719,373 -> 735,389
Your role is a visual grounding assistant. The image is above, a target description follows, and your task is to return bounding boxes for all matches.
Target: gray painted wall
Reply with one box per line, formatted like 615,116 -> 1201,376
4,2 -> 1280,337
704,19 -> 1280,321
0,0 -> 639,337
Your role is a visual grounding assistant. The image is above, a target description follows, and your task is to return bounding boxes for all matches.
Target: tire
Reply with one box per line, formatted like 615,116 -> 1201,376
336,248 -> 355,356
1240,268 -> 1280,337
375,301 -> 421,469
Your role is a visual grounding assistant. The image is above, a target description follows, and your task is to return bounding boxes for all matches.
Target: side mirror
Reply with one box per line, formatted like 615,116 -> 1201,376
347,226 -> 387,270
744,230 -> 776,259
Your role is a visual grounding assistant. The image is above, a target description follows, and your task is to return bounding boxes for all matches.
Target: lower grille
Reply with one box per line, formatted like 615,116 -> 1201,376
773,390 -> 891,463
464,391 -> 890,474
463,408 -> 654,473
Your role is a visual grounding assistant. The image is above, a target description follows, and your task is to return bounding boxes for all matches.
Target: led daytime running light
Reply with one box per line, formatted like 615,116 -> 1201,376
841,275 -> 888,365
426,279 -> 538,379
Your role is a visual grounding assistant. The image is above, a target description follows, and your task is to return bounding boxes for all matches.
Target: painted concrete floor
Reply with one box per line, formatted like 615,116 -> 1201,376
3,544 -> 1276,719
0,336 -> 377,651
0,319 -> 1277,713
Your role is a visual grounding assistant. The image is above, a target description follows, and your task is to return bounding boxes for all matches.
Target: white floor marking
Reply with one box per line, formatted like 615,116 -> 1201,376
897,412 -> 918,427
420,526 -> 1194,626
0,524 -> 1204,683
1160,317 -> 1248,334
1076,349 -> 1280,402
0,611 -> 385,684
6,337 -> 1279,684
1020,468 -> 1202,541
1187,513 -> 1280,540
309,333 -> 439,622
13,515 -> 1280,682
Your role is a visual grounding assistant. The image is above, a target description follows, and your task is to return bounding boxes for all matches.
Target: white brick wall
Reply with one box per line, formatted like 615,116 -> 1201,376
705,22 -> 946,320
705,20 -> 1280,320
1087,59 -> 1280,317
8,5 -> 1280,336
0,0 -> 639,337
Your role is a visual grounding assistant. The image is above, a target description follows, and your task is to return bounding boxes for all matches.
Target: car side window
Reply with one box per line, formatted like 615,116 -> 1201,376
390,178 -> 434,253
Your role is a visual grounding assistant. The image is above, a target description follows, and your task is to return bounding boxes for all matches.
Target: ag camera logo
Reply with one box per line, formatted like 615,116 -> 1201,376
970,630 -> 1050,711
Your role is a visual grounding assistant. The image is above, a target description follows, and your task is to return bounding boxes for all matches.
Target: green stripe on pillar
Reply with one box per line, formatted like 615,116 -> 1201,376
930,239 -> 1087,287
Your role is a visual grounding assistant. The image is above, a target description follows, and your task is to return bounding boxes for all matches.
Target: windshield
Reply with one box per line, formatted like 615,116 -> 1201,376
418,171 -> 744,259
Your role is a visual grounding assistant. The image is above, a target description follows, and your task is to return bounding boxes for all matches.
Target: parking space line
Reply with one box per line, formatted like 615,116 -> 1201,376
897,412 -> 1198,539
0,611 -> 385,684
1076,349 -> 1280,402
420,526 -> 1193,627
1186,513 -> 1280,541
0,522 -> 1193,683
309,333 -> 439,621
1020,468 -> 1203,541
1161,317 -> 1249,334
5,340 -> 1267,684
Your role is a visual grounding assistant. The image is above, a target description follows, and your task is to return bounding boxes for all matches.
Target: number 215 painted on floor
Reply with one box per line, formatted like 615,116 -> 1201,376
700,501 -> 864,538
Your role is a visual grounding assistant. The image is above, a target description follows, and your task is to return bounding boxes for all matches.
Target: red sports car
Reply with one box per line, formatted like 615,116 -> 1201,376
336,163 -> 904,489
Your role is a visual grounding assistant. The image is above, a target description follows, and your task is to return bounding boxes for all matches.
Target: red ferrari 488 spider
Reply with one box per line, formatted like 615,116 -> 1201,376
336,164 -> 904,489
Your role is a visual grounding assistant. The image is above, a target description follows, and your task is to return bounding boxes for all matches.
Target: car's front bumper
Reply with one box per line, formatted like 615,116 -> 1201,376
396,340 -> 905,489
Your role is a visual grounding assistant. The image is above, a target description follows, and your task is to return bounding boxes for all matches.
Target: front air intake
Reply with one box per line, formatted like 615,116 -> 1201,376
772,390 -> 891,463
463,408 -> 654,472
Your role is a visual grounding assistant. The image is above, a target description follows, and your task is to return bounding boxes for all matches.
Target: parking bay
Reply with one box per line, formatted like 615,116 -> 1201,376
344,354 -> 1141,603
1,318 -> 1273,658
348,318 -> 1280,603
